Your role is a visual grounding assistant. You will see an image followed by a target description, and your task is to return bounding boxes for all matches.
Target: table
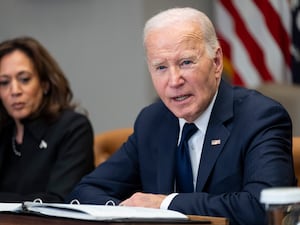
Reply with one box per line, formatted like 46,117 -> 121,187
0,213 -> 228,225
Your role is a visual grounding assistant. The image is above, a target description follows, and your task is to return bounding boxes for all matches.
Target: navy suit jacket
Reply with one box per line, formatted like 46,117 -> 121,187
68,80 -> 296,225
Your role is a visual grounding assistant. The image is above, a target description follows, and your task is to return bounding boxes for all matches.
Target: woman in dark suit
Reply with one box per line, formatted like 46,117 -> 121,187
0,36 -> 94,202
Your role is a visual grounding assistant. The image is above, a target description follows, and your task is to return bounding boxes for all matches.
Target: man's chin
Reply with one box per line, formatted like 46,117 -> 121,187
171,111 -> 191,121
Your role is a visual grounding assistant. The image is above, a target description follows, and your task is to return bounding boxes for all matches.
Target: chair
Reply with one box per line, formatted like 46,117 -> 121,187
293,136 -> 300,186
94,128 -> 133,167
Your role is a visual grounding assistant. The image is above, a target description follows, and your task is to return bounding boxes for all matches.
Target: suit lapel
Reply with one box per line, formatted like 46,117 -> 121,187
196,122 -> 230,190
196,80 -> 233,191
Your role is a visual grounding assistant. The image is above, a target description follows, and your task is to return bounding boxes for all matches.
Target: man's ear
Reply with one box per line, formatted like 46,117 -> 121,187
214,48 -> 223,73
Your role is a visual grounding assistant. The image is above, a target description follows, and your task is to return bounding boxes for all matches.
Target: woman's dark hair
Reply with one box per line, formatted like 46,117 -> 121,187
0,36 -> 76,125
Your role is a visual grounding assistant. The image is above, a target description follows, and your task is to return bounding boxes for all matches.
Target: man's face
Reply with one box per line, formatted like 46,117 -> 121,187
145,23 -> 223,122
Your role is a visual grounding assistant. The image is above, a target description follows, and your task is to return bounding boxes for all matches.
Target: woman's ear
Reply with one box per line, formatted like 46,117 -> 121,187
43,82 -> 50,95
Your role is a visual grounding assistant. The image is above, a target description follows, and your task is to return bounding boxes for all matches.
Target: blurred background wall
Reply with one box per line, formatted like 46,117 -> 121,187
0,0 -> 211,134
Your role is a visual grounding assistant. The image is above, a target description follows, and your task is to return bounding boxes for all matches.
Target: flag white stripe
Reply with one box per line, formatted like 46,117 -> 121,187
232,0 -> 285,82
270,0 -> 291,33
269,0 -> 292,83
215,0 -> 292,87
216,2 -> 262,87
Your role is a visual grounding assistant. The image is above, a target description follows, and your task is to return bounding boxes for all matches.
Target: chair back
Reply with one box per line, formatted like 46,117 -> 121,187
94,128 -> 133,166
293,137 -> 300,186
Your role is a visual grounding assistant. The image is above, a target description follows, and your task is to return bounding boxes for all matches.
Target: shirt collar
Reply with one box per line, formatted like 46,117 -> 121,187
179,90 -> 218,135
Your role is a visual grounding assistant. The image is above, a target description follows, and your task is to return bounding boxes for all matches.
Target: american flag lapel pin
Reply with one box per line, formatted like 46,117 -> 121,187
211,139 -> 221,146
39,140 -> 48,149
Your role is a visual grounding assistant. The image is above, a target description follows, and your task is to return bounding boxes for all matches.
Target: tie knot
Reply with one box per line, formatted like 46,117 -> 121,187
181,123 -> 198,143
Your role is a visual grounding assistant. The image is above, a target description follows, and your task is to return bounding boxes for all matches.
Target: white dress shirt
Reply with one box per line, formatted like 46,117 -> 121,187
160,92 -> 217,209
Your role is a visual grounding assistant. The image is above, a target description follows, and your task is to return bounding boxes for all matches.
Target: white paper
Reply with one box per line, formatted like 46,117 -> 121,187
0,203 -> 22,212
23,202 -> 188,221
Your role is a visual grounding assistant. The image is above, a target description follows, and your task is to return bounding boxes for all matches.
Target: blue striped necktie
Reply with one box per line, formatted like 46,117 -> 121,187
176,123 -> 198,193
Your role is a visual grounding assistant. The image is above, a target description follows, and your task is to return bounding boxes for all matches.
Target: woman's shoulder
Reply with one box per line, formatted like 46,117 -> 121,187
59,109 -> 91,124
60,109 -> 88,119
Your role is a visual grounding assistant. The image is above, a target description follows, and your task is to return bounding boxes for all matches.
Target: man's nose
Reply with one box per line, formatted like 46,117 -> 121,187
169,67 -> 184,87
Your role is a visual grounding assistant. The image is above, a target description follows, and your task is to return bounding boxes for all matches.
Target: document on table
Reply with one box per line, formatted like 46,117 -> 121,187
0,203 -> 23,212
0,202 -> 189,222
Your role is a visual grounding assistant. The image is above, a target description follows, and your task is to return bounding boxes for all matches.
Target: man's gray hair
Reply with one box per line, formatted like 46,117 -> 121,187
143,7 -> 220,58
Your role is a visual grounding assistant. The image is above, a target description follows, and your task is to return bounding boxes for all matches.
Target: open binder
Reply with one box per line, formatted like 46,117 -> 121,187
0,202 -> 190,222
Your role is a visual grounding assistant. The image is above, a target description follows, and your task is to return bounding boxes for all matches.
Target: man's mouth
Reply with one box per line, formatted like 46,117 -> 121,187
174,95 -> 191,101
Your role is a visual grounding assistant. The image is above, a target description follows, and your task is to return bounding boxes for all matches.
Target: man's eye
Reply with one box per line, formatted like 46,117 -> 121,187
0,80 -> 9,86
156,65 -> 167,71
156,66 -> 167,70
181,60 -> 193,66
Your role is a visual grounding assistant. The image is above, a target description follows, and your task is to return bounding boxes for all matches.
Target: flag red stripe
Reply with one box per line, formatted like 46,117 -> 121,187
218,32 -> 245,86
218,35 -> 231,61
220,0 -> 274,82
232,70 -> 244,86
253,0 -> 291,66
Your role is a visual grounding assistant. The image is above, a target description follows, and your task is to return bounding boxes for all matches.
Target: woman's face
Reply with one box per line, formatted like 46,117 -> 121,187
0,50 -> 45,122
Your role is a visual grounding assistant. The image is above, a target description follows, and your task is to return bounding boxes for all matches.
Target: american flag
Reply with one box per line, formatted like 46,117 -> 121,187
291,1 -> 300,83
214,0 -> 300,87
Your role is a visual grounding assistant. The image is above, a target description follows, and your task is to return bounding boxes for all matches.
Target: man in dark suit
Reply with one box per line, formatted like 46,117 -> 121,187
67,7 -> 296,225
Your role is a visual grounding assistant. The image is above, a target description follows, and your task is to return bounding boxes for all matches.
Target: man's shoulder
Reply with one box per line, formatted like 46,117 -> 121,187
233,85 -> 284,108
231,86 -> 291,126
135,99 -> 177,127
139,99 -> 173,118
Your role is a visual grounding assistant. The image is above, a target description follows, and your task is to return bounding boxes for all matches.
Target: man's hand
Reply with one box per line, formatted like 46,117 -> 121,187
119,192 -> 166,208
